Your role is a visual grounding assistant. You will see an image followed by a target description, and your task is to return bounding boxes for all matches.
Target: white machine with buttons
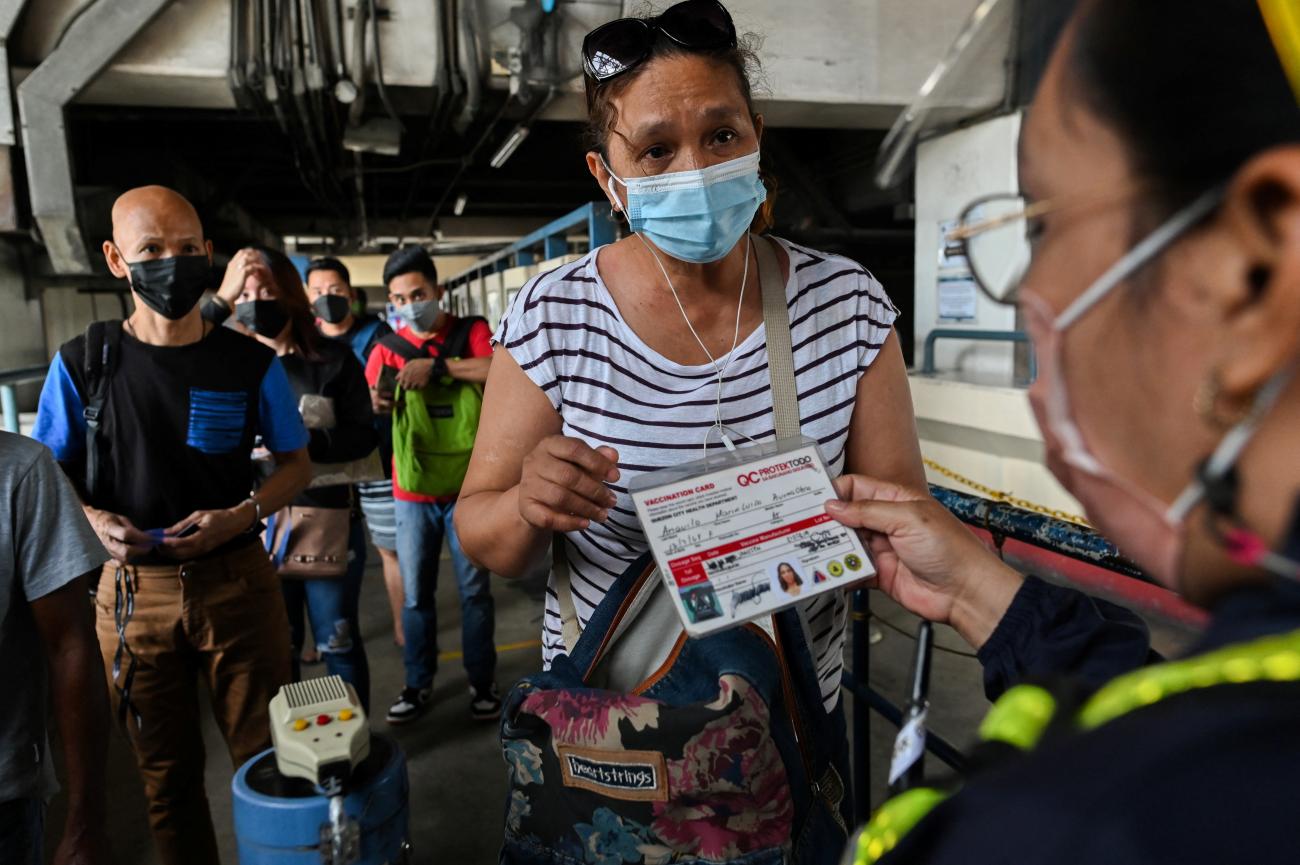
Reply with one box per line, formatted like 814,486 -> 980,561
270,674 -> 370,783
269,675 -> 369,864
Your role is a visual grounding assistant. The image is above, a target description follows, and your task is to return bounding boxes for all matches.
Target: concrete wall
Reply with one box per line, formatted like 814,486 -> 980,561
334,253 -> 479,289
0,239 -> 46,409
15,0 -> 987,128
911,374 -> 1082,516
912,112 -> 1020,384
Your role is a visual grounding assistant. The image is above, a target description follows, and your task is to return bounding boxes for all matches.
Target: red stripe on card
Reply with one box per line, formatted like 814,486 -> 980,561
667,513 -> 834,586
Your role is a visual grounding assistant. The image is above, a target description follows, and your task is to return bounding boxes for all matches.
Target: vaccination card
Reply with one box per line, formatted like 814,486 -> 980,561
629,437 -> 873,637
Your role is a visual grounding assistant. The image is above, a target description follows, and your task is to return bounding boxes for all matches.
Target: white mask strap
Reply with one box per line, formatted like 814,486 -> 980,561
1166,365 -> 1297,522
1056,187 -> 1224,331
599,153 -> 627,213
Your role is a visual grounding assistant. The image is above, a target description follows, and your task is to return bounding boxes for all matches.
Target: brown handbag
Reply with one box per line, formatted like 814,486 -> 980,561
262,505 -> 351,579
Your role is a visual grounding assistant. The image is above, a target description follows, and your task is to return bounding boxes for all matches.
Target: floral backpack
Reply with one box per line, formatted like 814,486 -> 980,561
499,549 -> 852,865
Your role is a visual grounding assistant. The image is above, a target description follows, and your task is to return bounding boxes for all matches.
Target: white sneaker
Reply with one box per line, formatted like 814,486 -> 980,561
386,686 -> 433,725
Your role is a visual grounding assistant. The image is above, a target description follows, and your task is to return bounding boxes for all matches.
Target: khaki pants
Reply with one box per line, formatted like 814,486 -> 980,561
95,542 -> 291,865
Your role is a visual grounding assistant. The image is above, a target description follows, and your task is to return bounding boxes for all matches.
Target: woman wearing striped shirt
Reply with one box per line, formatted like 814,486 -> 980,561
455,0 -> 925,712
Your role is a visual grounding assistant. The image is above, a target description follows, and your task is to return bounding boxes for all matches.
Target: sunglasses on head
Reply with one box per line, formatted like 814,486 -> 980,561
582,0 -> 737,97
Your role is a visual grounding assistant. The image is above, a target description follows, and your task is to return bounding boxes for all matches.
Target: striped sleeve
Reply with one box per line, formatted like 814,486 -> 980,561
857,270 -> 899,372
494,270 -> 565,411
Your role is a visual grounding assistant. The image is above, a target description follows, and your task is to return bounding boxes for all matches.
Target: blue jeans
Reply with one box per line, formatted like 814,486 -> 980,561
282,518 -> 371,711
395,498 -> 496,690
0,798 -> 42,865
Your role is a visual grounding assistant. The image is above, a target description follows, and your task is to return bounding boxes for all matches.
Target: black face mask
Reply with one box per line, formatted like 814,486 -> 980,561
126,254 -> 213,320
235,300 -> 291,337
312,294 -> 352,324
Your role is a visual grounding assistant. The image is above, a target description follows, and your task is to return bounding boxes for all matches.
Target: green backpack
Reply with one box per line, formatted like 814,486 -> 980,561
382,318 -> 484,498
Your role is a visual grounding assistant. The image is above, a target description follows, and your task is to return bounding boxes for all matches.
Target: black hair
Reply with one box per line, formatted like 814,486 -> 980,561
382,245 -> 438,289
252,246 -> 322,360
1070,0 -> 1300,218
306,256 -> 351,286
581,11 -> 776,232
582,33 -> 762,156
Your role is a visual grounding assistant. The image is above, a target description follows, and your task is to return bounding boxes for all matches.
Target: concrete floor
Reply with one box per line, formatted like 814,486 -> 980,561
46,544 -> 1196,864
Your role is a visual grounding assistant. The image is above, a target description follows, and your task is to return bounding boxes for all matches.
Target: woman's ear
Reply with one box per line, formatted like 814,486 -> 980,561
586,150 -> 624,213
1215,145 -> 1300,403
753,112 -> 765,144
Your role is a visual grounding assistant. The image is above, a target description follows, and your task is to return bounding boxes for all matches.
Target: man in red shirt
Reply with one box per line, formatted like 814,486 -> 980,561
365,246 -> 498,724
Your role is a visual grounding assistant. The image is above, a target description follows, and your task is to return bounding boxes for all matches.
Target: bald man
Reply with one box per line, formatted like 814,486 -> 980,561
32,186 -> 313,865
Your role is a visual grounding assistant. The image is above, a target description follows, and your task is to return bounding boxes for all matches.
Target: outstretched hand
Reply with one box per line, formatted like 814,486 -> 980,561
826,474 -> 1023,650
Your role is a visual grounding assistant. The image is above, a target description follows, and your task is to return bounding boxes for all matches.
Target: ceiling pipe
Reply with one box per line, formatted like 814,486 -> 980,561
17,0 -> 174,274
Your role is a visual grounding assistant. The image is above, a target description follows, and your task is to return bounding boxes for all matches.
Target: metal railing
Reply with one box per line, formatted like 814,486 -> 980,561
444,201 -> 616,290
920,328 -> 1036,381
0,365 -> 46,433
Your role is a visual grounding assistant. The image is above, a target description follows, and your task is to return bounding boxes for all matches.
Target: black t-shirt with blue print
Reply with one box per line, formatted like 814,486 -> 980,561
33,324 -> 308,558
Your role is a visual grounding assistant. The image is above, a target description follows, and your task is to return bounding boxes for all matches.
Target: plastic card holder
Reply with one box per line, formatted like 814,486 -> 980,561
630,436 -> 873,637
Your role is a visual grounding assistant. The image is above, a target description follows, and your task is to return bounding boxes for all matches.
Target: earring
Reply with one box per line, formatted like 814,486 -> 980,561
1194,372 -> 1249,429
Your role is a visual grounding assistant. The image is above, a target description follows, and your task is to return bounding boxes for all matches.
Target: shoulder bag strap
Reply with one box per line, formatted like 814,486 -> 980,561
755,235 -> 825,658
755,235 -> 800,441
553,536 -> 582,653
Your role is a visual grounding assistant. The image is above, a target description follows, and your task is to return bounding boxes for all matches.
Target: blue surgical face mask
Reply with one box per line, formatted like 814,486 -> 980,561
602,150 -> 767,264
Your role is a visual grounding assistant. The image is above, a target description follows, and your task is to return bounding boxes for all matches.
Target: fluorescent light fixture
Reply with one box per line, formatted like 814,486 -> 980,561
454,193 -> 469,216
489,124 -> 530,169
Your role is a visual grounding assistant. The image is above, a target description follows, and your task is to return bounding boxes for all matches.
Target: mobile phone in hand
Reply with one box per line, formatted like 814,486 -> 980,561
378,364 -> 399,395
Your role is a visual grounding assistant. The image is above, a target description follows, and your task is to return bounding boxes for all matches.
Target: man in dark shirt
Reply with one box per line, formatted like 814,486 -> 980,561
32,186 -> 311,865
303,257 -> 407,646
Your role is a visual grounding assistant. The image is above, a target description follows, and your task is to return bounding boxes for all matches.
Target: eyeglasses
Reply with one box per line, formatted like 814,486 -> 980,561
945,193 -> 1058,305
582,0 -> 737,98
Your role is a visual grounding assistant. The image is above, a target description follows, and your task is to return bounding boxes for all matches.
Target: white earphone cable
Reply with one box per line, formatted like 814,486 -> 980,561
637,232 -> 756,456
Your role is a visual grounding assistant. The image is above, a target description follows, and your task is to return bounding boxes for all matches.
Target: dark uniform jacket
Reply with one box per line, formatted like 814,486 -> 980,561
882,519 -> 1300,864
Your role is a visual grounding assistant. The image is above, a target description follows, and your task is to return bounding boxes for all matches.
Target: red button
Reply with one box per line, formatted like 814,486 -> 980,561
316,714 -> 332,726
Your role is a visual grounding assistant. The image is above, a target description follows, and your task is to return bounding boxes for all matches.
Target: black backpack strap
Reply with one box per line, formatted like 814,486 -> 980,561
378,331 -> 428,363
443,316 -> 484,360
82,320 -> 122,500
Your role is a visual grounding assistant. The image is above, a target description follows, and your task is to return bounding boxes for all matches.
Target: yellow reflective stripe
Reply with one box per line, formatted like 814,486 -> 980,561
1079,628 -> 1300,731
1261,0 -> 1300,102
977,684 -> 1057,750
850,787 -> 949,865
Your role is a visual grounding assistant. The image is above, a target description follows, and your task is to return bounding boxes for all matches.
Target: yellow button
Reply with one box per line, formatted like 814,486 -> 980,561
339,709 -> 354,722
292,718 -> 310,732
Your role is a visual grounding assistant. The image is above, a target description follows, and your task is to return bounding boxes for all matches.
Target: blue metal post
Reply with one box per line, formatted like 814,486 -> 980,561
543,235 -> 567,260
1,384 -> 16,433
588,204 -> 616,248
515,250 -> 535,266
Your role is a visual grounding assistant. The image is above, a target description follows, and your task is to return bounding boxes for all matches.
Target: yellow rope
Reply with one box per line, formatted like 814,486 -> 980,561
923,457 -> 1092,528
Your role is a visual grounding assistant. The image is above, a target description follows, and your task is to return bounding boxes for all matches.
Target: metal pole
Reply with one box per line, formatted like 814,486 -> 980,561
851,589 -> 871,823
890,621 -> 934,796
1,384 -> 17,433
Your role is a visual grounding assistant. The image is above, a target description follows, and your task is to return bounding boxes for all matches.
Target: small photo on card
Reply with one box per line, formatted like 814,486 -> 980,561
771,560 -> 808,598
680,584 -> 723,624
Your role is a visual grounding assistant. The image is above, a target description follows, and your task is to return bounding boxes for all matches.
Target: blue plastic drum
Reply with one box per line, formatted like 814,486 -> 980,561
232,734 -> 410,864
